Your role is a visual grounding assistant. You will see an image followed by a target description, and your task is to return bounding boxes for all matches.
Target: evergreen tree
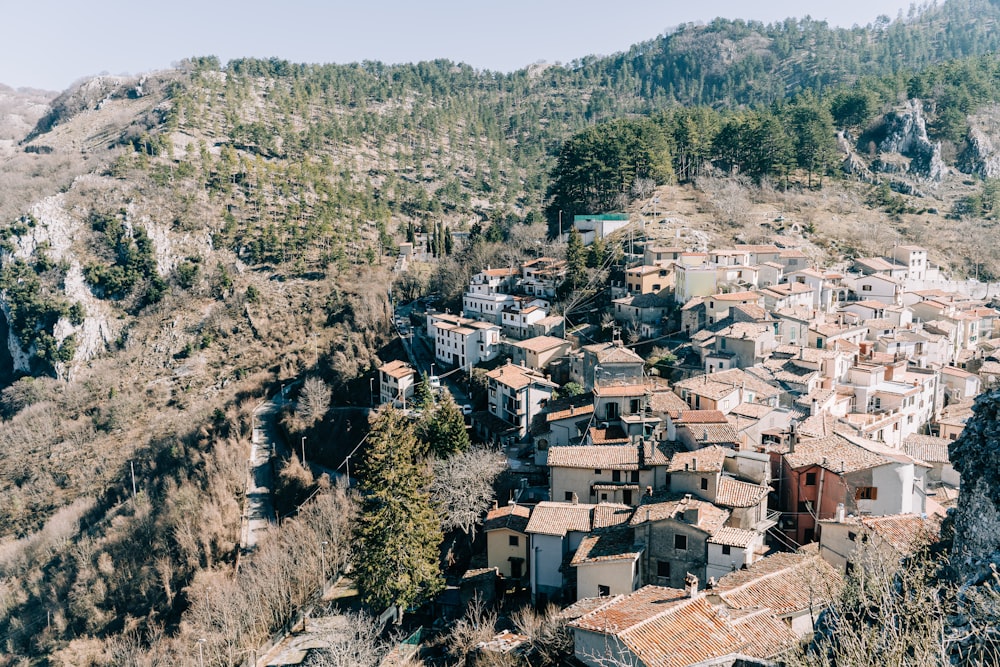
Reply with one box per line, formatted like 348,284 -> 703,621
353,408 -> 444,616
414,372 -> 435,411
786,94 -> 837,187
565,226 -> 587,289
418,394 -> 470,457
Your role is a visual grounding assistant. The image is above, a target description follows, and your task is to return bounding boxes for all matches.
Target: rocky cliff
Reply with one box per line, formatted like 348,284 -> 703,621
949,389 -> 1000,584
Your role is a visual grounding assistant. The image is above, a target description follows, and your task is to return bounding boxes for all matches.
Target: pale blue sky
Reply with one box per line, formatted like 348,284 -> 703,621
2,0 -> 920,91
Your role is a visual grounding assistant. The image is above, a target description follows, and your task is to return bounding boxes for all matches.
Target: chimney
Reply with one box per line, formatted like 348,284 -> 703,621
811,397 -> 819,416
492,500 -> 499,510
788,422 -> 798,453
836,502 -> 846,523
646,485 -> 653,497
702,428 -> 708,442
685,572 -> 699,598
571,492 -> 579,505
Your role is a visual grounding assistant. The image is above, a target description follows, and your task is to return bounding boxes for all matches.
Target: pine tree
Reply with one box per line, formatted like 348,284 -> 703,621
565,226 -> 587,289
353,408 -> 444,616
418,394 -> 470,457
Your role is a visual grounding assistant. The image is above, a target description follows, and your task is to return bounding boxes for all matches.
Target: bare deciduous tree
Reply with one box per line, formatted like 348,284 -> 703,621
430,446 -> 507,538
298,376 -> 331,426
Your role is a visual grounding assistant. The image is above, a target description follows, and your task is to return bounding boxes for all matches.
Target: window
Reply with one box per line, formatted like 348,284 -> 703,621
601,493 -> 608,501
848,531 -> 857,542
700,477 -> 709,490
631,471 -> 640,483
805,472 -> 817,486
722,545 -> 732,555
797,501 -> 810,514
657,560 -> 671,577
720,338 -> 727,350
598,585 -> 611,597
509,535 -> 519,547
594,469 -> 602,475
804,527 -> 815,543
674,534 -> 688,550
564,492 -> 574,501
855,486 -> 878,501
862,284 -> 873,292
612,470 -> 622,482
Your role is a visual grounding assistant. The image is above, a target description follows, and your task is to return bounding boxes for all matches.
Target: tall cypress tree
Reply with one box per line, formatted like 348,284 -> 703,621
353,408 -> 444,617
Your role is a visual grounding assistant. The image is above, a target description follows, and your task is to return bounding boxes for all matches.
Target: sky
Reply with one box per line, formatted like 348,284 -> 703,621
1,0 -> 921,91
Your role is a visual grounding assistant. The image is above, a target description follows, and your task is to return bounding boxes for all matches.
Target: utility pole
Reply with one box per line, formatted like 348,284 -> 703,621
301,436 -> 307,467
558,210 -> 562,239
130,461 -> 137,498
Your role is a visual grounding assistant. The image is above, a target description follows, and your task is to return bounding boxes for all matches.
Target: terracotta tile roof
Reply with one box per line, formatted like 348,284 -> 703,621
483,503 -> 531,533
544,402 -> 595,423
649,389 -> 690,417
901,434 -> 951,463
735,244 -> 781,253
859,514 -> 942,554
486,363 -> 557,390
583,342 -> 645,364
731,304 -> 771,321
571,526 -> 643,565
675,409 -> 728,424
643,440 -> 682,467
716,322 -> 772,340
729,607 -> 800,659
588,425 -> 630,445
592,503 -> 635,529
728,402 -> 775,419
715,477 -> 770,508
711,368 -> 782,398
379,359 -> 415,379
570,585 -> 689,633
630,494 -> 730,535
547,444 -> 639,470
708,527 -> 760,548
668,446 -> 729,473
715,547 -> 843,616
511,335 -> 569,353
674,377 -> 742,400
784,433 -> 890,473
593,382 -> 648,397
678,423 -> 740,446
482,267 -> 518,277
712,290 -> 763,301
524,501 -> 596,536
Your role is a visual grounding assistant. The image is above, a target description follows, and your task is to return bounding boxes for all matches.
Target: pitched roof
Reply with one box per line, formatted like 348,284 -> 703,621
707,527 -> 760,548
784,433 -> 891,473
901,434 -> 951,464
714,547 -> 844,616
511,335 -> 569,353
378,359 -> 415,379
715,477 -> 770,508
858,514 -> 942,554
649,389 -> 690,418
630,495 -> 730,535
674,409 -> 728,424
570,586 -> 795,666
482,503 -> 531,534
547,444 -> 639,470
524,501 -> 595,536
486,363 -> 557,390
582,342 -> 644,364
544,402 -> 595,423
678,423 -> 740,446
668,446 -> 729,473
588,425 -> 630,445
571,526 -> 643,565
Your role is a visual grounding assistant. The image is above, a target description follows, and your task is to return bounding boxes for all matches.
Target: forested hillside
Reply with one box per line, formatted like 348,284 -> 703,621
5,0 -> 1000,663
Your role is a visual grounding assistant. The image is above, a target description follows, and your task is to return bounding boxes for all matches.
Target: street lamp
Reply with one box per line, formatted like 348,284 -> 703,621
370,377 -> 376,407
198,638 -> 206,667
320,540 -> 329,588
301,436 -> 307,467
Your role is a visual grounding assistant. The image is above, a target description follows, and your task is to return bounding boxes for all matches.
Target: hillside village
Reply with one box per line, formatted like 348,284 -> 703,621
375,210 -> 995,665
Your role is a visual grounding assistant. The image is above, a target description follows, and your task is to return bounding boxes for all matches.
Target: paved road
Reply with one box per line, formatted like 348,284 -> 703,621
242,397 -> 280,552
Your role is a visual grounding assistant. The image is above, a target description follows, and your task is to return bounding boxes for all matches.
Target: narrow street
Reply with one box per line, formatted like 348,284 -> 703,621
241,395 -> 280,553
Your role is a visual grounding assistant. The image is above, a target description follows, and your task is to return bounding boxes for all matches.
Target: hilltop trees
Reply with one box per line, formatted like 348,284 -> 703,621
545,117 -> 674,233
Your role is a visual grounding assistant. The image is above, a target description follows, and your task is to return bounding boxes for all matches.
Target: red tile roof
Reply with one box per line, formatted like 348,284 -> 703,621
668,446 -> 729,473
547,444 -> 639,470
482,503 -> 531,534
714,477 -> 770,508
714,547 -> 843,616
